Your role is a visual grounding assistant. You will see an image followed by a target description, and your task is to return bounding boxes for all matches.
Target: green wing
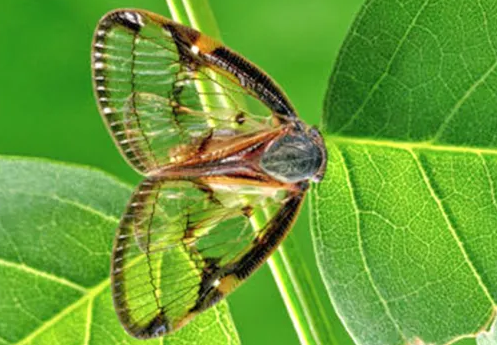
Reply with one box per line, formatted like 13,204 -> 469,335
111,178 -> 305,338
92,9 -> 289,174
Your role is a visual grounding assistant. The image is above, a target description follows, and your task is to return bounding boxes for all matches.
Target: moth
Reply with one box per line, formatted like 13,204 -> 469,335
91,9 -> 327,339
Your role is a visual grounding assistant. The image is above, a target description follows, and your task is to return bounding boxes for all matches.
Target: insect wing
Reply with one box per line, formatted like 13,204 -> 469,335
92,8 -> 314,339
92,9 -> 296,174
112,178 -> 306,338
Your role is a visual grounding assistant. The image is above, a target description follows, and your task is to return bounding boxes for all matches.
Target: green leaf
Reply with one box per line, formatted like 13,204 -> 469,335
0,157 -> 240,345
312,0 -> 497,344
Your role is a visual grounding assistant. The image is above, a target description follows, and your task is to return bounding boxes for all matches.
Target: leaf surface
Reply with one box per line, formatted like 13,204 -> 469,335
313,0 -> 497,344
0,157 -> 240,345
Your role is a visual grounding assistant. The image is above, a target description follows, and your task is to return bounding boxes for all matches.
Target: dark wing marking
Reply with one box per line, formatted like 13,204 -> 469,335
92,9 -> 297,175
111,178 -> 306,338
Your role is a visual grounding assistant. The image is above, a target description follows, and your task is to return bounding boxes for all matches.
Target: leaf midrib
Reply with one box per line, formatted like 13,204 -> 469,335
331,135 -> 497,156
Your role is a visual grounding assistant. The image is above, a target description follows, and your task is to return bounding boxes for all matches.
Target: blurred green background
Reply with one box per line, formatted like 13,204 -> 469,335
0,0 -> 363,344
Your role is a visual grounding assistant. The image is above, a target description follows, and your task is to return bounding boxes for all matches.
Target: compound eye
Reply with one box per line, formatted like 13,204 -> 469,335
309,126 -> 321,138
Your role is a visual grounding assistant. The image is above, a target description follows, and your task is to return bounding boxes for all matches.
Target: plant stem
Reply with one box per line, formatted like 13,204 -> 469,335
273,233 -> 341,345
181,0 -> 221,39
165,2 -> 338,344
165,0 -> 190,24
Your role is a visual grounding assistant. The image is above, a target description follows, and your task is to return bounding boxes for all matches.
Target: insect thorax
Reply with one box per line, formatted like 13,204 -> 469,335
260,131 -> 324,183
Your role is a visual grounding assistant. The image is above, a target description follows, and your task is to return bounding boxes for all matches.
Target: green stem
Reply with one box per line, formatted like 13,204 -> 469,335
165,0 -> 190,24
181,0 -> 221,39
274,234 -> 341,345
166,2 -> 337,344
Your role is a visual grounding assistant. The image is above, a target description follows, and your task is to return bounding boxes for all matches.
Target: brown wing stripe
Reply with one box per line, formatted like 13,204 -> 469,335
163,23 -> 201,66
188,259 -> 224,313
134,310 -> 169,339
232,187 -> 306,280
164,23 -> 200,48
187,184 -> 306,317
109,11 -> 144,32
190,286 -> 224,314
206,47 -> 296,118
160,18 -> 296,118
186,188 -> 305,315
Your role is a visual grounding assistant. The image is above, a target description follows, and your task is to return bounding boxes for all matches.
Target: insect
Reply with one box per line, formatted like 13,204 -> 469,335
91,9 -> 327,339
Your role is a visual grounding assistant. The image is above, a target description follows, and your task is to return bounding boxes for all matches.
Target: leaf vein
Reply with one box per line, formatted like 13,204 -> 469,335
14,280 -> 108,345
477,0 -> 497,58
60,231 -> 95,255
50,195 -> 120,224
337,146 -> 408,342
83,296 -> 94,345
431,59 -> 497,142
0,219 -> 24,263
336,0 -> 430,133
0,258 -> 87,293
215,306 -> 233,345
409,149 -> 497,307
480,154 -> 497,216
4,190 -> 120,224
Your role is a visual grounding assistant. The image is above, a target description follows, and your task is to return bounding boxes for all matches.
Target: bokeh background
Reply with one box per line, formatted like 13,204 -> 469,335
0,0 -> 364,344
